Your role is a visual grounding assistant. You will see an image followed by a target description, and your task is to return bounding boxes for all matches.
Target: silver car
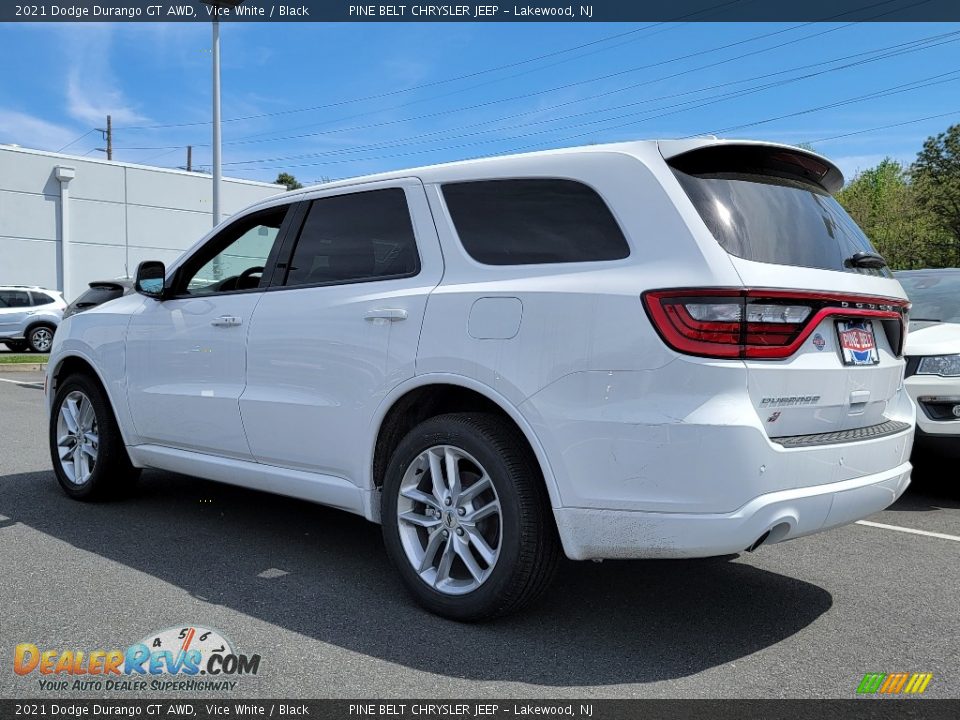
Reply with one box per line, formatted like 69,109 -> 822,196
0,286 -> 66,353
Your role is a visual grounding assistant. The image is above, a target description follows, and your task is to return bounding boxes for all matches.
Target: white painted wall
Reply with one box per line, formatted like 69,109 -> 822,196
0,145 -> 283,301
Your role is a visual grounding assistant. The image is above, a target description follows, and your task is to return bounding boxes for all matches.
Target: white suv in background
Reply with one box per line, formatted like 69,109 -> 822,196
46,139 -> 914,620
896,269 -> 960,453
0,286 -> 65,353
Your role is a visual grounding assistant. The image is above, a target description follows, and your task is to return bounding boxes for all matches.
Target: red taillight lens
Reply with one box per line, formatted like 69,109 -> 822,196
643,289 -> 908,360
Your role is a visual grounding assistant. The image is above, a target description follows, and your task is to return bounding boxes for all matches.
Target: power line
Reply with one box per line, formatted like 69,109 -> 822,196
56,129 -> 96,153
805,110 -> 960,144
220,30 -> 960,167
223,0 -> 917,147
235,67 -> 960,173
112,4 -> 725,132
111,17 -> 822,153
698,70 -> 960,137
128,17 -> 862,156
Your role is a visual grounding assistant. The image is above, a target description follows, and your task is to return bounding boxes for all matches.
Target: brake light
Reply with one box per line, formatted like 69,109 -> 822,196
643,289 -> 908,360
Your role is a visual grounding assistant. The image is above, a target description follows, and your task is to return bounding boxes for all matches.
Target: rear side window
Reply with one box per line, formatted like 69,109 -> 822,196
442,179 -> 630,265
30,292 -> 56,306
669,145 -> 890,277
285,188 -> 419,287
0,290 -> 30,307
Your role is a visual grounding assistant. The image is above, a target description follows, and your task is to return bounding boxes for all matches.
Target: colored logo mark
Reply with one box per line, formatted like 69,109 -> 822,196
856,672 -> 933,695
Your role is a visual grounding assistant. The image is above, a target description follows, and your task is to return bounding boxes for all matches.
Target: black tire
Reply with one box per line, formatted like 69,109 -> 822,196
49,373 -> 140,500
4,341 -> 28,352
382,412 -> 560,621
27,324 -> 56,353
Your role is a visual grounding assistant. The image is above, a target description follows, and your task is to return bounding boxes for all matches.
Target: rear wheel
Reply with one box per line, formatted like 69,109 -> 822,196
49,374 -> 140,500
27,325 -> 55,353
382,413 -> 560,621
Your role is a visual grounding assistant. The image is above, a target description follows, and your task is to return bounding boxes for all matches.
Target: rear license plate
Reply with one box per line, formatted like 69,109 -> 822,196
836,320 -> 879,366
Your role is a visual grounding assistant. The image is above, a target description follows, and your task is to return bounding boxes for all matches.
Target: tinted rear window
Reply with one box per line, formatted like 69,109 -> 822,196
442,179 -> 630,265
73,287 -> 123,308
30,292 -> 56,306
670,148 -> 889,277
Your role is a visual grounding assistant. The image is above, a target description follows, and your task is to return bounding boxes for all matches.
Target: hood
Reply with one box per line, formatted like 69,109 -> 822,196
905,321 -> 960,356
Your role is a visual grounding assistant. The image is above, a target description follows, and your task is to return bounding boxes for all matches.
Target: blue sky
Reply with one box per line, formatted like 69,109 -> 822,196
1,21 -> 958,185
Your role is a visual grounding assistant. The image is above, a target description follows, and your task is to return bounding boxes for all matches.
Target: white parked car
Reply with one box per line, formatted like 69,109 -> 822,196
0,285 -> 66,352
46,139 -> 915,620
896,269 -> 960,452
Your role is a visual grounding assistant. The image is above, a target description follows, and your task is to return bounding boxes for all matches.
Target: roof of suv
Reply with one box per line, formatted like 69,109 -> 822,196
280,137 -> 844,198
0,285 -> 61,293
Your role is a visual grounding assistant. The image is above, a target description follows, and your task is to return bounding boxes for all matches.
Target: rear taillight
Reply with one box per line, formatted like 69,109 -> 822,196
643,289 -> 908,360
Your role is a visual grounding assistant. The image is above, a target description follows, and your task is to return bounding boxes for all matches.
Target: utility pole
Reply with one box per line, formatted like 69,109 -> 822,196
211,18 -> 222,226
202,0 -> 244,227
96,115 -> 113,161
187,145 -> 193,172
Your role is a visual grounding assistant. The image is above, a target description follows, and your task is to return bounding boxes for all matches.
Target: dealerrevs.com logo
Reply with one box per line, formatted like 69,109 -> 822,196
14,626 -> 261,692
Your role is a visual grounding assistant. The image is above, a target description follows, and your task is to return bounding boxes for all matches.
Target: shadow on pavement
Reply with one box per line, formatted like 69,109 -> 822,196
0,469 -> 833,686
890,452 -> 960,512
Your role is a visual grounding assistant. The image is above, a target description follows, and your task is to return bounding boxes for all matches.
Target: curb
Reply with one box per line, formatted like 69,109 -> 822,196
0,363 -> 46,373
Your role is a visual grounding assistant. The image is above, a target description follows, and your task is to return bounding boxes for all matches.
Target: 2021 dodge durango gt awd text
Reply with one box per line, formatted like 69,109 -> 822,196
46,139 -> 915,620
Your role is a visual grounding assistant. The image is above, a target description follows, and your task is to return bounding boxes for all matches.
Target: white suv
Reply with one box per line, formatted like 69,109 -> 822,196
46,139 -> 915,620
0,286 -> 65,352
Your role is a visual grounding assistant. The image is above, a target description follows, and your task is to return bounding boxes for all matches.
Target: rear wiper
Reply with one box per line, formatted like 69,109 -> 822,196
910,317 -> 941,322
845,251 -> 888,269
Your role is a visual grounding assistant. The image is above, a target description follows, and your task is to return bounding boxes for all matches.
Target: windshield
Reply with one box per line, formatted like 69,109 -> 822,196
673,170 -> 891,277
896,272 -> 960,323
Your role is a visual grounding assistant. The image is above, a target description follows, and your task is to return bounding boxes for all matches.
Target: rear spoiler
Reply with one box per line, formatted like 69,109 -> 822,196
659,139 -> 844,194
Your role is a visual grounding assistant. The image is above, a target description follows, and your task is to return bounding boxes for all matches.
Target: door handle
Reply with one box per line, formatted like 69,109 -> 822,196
364,308 -> 408,322
210,315 -> 242,327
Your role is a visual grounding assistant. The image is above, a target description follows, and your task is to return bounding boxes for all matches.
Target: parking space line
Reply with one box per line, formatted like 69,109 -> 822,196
856,519 -> 960,543
0,377 -> 42,386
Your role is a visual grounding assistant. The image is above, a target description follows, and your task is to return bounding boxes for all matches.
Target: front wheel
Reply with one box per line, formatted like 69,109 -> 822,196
382,413 -> 560,621
49,374 -> 140,500
27,325 -> 55,353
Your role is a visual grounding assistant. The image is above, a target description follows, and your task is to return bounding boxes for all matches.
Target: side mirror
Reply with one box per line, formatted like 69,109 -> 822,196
135,261 -> 167,299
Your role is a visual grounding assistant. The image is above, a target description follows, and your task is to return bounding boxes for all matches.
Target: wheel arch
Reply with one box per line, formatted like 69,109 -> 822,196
366,374 -> 562,521
25,319 -> 58,342
48,352 -> 136,447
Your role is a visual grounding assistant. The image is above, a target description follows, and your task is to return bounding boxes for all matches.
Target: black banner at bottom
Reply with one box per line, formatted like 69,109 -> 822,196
2,700 -> 958,720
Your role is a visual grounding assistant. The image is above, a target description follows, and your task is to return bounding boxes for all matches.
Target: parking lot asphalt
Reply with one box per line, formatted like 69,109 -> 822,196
0,371 -> 957,700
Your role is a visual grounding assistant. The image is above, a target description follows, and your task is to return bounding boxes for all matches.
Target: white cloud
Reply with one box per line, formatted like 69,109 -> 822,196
66,68 -> 146,126
0,110 -> 77,151
60,25 -> 147,126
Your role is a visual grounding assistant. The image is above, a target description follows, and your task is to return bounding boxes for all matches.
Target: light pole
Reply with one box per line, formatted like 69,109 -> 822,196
202,0 -> 245,227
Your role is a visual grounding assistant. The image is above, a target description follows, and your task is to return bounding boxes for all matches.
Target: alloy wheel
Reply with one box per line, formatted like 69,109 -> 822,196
56,390 -> 99,485
396,445 -> 502,595
31,327 -> 53,352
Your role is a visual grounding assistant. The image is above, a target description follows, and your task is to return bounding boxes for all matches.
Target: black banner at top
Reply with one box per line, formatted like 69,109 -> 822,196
4,0 -> 960,22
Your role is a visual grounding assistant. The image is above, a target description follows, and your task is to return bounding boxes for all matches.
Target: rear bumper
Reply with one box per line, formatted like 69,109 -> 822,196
555,462 -> 911,560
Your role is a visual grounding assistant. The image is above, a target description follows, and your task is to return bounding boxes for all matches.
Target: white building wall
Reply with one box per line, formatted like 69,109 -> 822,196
0,145 -> 283,301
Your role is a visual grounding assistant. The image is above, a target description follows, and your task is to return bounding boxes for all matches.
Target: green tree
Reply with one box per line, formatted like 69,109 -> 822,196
275,172 -> 303,191
836,158 -> 950,269
911,123 -> 960,266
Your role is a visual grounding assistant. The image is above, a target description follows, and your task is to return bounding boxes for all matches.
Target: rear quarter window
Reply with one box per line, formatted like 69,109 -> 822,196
442,179 -> 630,265
30,292 -> 57,306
